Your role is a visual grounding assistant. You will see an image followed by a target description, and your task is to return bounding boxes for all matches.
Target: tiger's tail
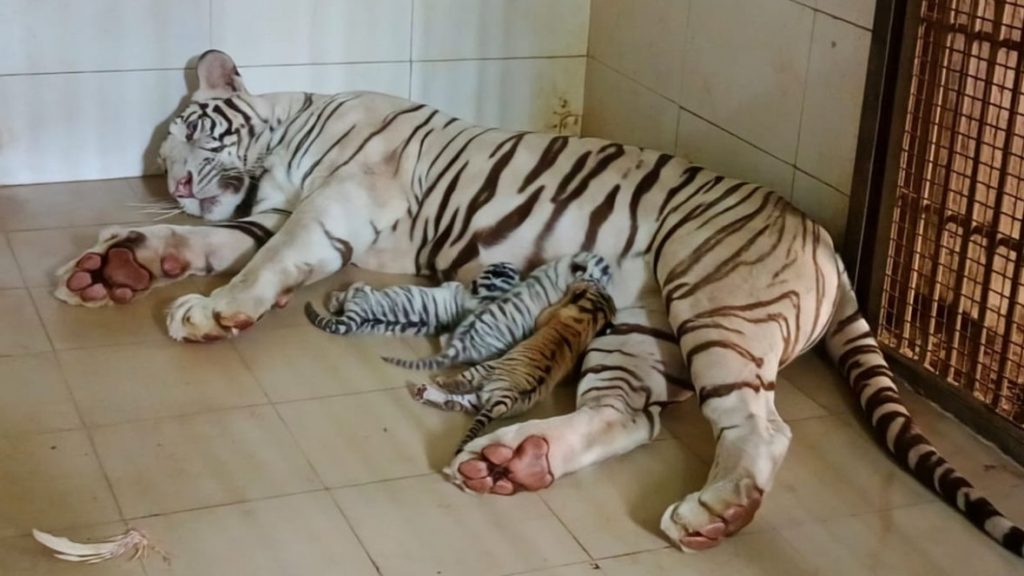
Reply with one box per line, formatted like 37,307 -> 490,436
825,265 -> 1023,557
304,302 -> 353,335
456,393 -> 512,454
380,349 -> 458,371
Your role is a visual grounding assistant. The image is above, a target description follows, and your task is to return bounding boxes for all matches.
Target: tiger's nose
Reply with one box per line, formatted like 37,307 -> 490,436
174,173 -> 193,198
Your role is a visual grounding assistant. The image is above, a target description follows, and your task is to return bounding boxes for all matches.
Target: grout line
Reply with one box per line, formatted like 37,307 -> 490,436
0,55 -> 586,80
407,0 -> 415,100
4,232 -> 30,290
236,337 -> 386,574
536,492 -> 597,562
50,347 -> 130,524
792,8 -> 819,196
793,166 -> 850,198
123,487 -> 327,523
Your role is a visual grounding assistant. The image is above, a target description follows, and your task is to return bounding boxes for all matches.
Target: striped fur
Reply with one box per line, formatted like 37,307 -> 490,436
381,251 -> 611,371
303,262 -> 520,336
55,49 -> 1023,556
409,279 -> 615,452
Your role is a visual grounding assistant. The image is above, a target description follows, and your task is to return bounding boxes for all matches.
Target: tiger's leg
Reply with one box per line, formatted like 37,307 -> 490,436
658,339 -> 786,552
53,210 -> 289,307
164,177 -> 389,342
652,204 -> 831,552
408,381 -> 481,413
446,299 -> 692,495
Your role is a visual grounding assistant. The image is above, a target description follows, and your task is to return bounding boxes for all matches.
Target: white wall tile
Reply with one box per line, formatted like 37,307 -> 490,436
681,0 -> 814,161
792,171 -> 849,245
412,57 -> 585,134
588,0 -> 688,102
239,63 -> 410,99
0,71 -> 189,185
676,108 -> 795,198
798,15 -> 871,193
0,0 -> 208,75
816,0 -> 876,29
413,0 -> 589,60
582,59 -> 678,153
212,0 -> 412,66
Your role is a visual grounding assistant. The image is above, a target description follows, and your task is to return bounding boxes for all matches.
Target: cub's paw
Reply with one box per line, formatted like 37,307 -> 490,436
660,477 -> 764,552
54,227 -> 188,307
166,293 -> 255,342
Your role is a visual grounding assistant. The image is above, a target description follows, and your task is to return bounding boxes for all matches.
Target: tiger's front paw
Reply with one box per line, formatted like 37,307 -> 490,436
54,226 -> 190,308
166,293 -> 256,342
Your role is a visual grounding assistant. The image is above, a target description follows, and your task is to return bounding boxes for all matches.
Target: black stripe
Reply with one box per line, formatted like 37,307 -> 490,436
215,221 -> 273,247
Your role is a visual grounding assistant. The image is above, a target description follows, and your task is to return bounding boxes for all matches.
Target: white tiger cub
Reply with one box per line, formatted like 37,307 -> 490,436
410,279 -> 616,454
382,251 -> 612,370
304,262 -> 520,336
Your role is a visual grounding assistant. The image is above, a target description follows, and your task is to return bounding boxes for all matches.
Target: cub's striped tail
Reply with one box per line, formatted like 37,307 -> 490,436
825,269 -> 1023,557
381,350 -> 458,371
304,302 -> 353,335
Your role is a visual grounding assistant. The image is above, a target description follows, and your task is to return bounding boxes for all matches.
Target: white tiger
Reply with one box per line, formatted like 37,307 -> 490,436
381,251 -> 611,370
52,50 -> 1024,556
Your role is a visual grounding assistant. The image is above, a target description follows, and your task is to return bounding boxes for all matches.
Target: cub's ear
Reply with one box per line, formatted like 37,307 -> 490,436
193,50 -> 248,100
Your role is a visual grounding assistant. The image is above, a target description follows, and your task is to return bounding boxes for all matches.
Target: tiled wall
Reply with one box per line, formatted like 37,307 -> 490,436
583,0 -> 875,245
0,0 -> 589,185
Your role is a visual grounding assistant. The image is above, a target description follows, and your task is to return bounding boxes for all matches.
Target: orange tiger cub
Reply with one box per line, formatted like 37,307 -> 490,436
408,279 -> 616,453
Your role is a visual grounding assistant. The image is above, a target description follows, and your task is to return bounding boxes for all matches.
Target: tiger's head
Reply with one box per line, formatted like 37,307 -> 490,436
157,50 -> 270,221
568,251 -> 613,286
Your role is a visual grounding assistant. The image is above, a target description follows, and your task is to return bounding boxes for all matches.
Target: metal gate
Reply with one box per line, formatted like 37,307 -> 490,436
850,0 -> 1024,461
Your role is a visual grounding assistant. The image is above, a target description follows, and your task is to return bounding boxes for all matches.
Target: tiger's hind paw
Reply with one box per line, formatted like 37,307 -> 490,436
446,435 -> 553,496
660,478 -> 764,552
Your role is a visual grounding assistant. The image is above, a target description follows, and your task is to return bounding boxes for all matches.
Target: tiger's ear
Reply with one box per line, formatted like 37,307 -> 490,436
193,50 -> 248,100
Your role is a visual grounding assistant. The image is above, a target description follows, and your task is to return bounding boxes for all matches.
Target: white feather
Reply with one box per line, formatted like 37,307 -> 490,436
32,527 -> 169,565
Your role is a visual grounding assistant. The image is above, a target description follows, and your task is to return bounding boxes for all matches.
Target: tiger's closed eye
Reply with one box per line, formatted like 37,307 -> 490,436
185,120 -> 199,141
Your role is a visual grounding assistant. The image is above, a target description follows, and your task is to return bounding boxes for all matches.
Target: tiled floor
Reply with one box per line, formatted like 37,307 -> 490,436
1,177 -> 1023,575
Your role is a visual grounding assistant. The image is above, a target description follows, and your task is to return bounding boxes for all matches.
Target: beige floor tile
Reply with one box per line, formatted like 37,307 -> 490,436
661,399 -> 716,463
9,224 -> 116,287
0,234 -> 23,288
0,289 -> 51,356
29,277 -> 227,350
597,531 -> 814,575
754,415 -> 936,531
896,382 -> 1024,493
541,440 -> 708,558
91,406 -> 320,518
234,326 -> 427,402
134,492 -> 377,576
0,430 -> 120,538
58,341 -> 266,426
779,503 -> 1024,576
0,353 -> 81,434
333,475 -> 588,576
781,351 -> 860,415
516,563 -> 608,576
0,522 -> 145,576
0,178 -> 158,231
278,388 -> 469,487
